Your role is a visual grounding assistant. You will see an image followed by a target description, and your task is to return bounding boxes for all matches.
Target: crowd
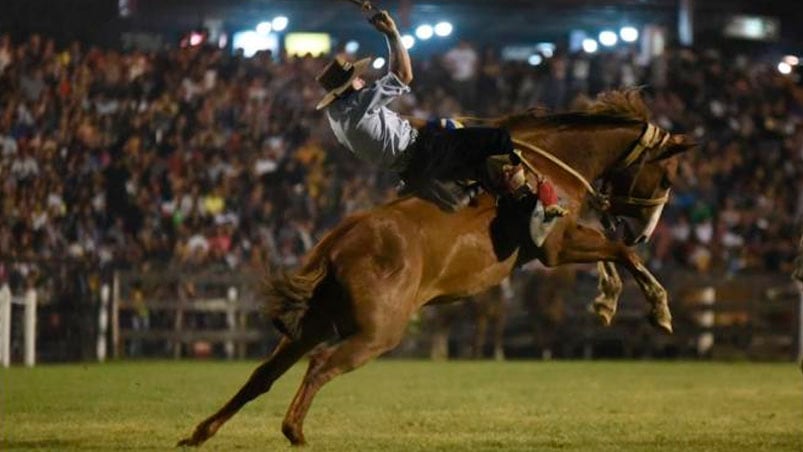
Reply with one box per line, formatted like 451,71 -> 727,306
1,32 -> 802,290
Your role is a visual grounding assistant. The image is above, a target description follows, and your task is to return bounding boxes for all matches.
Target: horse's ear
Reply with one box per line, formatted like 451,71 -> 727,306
652,134 -> 696,161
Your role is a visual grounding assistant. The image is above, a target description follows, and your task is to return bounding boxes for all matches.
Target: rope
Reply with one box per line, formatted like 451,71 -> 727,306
511,139 -> 600,198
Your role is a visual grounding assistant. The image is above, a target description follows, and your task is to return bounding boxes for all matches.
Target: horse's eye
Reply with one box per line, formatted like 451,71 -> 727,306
661,173 -> 673,189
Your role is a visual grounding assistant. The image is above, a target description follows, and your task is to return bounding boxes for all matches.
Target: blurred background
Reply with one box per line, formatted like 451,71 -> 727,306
1,0 -> 802,365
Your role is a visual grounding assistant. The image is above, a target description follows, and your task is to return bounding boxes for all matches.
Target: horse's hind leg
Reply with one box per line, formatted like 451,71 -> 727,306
177,316 -> 333,447
281,326 -> 407,445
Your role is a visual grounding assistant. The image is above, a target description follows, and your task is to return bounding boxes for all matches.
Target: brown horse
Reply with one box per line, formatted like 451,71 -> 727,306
177,90 -> 694,447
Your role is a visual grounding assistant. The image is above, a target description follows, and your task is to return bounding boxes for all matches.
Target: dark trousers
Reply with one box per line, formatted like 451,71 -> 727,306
400,127 -> 515,183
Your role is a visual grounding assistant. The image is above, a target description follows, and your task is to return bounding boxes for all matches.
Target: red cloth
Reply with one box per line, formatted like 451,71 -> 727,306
537,179 -> 559,207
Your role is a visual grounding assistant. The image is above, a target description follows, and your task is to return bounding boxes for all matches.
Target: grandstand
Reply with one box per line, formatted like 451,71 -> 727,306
0,0 -> 801,364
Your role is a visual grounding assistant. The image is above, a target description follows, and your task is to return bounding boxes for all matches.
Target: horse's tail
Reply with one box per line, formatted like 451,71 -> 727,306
261,215 -> 364,340
262,258 -> 329,340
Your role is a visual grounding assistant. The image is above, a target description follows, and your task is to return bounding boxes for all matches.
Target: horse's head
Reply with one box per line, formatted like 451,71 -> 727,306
497,90 -> 696,246
605,130 -> 695,245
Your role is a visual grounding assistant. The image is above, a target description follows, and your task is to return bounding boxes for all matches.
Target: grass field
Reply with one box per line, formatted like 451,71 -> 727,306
2,360 -> 802,451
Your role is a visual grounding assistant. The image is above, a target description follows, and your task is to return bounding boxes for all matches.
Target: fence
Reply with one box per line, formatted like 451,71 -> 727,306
2,264 -> 801,364
111,270 -> 269,359
420,268 -> 803,361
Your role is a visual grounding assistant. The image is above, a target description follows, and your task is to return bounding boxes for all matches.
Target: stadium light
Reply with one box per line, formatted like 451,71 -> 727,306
537,42 -> 556,58
620,26 -> 639,43
401,34 -> 415,49
345,40 -> 360,54
373,57 -> 386,69
233,30 -> 277,58
434,22 -> 453,37
582,38 -> 599,54
416,24 -> 434,40
528,54 -> 543,66
256,21 -> 272,35
783,55 -> 800,66
778,61 -> 793,75
189,32 -> 204,47
272,16 -> 289,32
599,30 -> 618,47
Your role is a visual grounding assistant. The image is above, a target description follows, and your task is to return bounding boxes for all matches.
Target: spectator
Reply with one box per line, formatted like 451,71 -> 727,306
443,40 -> 479,111
0,34 -> 799,281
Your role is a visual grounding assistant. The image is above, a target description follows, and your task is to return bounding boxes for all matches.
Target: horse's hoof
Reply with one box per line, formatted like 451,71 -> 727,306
282,422 -> 306,446
649,307 -> 673,334
592,300 -> 615,327
177,437 -> 202,448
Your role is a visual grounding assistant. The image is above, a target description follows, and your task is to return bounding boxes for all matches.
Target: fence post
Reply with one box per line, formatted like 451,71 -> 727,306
696,286 -> 715,357
112,272 -> 120,359
0,284 -> 11,368
225,286 -> 237,360
97,282 -> 110,362
24,288 -> 36,367
797,282 -> 803,362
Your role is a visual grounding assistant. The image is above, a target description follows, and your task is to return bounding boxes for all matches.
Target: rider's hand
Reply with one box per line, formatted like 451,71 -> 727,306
369,10 -> 398,36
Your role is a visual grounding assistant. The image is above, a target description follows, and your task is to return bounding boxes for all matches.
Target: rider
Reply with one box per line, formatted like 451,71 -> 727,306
316,9 -> 566,215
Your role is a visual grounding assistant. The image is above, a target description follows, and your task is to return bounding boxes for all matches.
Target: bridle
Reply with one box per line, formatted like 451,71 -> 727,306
511,122 -> 673,213
605,122 -> 673,209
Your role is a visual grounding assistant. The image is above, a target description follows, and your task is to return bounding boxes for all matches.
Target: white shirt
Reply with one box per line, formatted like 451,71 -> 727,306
444,47 -> 478,82
326,73 -> 416,170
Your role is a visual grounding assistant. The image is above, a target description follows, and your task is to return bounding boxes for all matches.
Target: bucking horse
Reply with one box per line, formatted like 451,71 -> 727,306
178,90 -> 695,446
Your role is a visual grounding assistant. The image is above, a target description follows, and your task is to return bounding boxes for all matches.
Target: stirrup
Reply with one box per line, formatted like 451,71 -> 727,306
544,204 -> 569,218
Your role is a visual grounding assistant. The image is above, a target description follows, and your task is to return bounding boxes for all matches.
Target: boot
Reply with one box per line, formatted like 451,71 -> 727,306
501,164 -> 569,218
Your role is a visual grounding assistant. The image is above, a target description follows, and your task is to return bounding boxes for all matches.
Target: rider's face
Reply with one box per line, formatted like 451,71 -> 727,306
351,77 -> 366,91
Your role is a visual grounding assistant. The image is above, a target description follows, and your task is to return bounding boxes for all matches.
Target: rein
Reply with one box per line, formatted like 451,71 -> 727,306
511,141 -> 606,205
511,122 -> 672,212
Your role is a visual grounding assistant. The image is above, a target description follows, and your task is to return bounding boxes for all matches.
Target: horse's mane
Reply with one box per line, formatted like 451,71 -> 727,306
490,89 -> 650,129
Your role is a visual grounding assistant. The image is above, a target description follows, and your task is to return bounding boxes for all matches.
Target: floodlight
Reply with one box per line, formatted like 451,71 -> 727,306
416,25 -> 434,40
401,34 -> 415,49
373,57 -> 386,69
256,22 -> 272,35
434,22 -> 453,37
272,16 -> 289,32
582,38 -> 598,53
620,26 -> 639,43
599,30 -> 618,47
345,40 -> 360,54
189,32 -> 204,47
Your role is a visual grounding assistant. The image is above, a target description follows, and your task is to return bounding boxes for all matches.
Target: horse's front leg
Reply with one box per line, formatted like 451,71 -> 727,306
592,262 -> 622,326
621,258 -> 672,334
543,222 -> 672,334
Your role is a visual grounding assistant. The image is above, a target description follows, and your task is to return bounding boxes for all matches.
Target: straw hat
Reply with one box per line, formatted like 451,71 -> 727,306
315,56 -> 371,110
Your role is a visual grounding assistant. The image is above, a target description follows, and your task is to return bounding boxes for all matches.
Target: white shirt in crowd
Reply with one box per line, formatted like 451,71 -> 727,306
326,72 -> 416,170
443,45 -> 478,82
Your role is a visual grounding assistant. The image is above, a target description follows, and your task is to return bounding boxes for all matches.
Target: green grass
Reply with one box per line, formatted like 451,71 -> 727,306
2,360 -> 802,451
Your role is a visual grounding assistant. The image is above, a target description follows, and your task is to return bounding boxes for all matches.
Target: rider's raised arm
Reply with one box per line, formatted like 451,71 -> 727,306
369,10 -> 413,85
